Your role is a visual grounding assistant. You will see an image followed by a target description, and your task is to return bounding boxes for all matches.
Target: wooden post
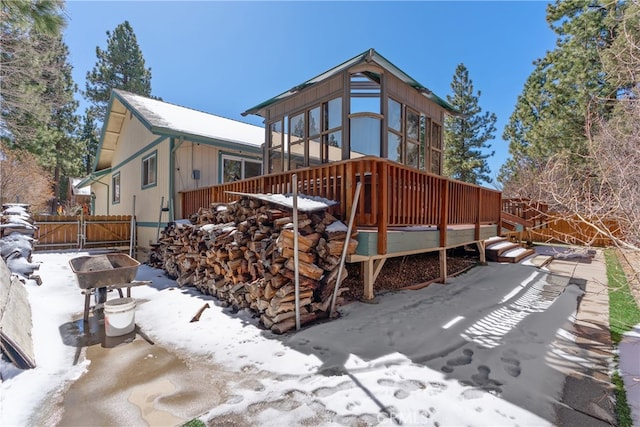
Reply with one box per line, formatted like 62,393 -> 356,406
439,248 -> 447,283
439,179 -> 449,248
292,174 -> 301,331
377,160 -> 388,255
363,259 -> 375,301
475,188 -> 481,241
330,181 -> 362,318
477,240 -> 487,265
362,258 -> 387,301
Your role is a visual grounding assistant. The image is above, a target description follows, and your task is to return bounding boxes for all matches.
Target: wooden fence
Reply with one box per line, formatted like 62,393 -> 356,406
32,215 -> 133,250
502,198 -> 620,247
528,214 -> 621,247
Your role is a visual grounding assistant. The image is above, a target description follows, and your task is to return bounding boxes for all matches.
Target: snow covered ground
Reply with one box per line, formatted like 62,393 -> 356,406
1,250 -> 555,426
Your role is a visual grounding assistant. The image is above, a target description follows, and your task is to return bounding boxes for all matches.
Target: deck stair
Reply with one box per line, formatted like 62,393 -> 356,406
484,236 -> 535,263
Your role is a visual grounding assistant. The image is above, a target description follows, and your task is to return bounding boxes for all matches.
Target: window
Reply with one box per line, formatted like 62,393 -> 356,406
142,151 -> 157,188
322,98 -> 342,162
349,73 -> 381,159
222,155 -> 262,183
385,98 -> 403,162
431,123 -> 443,174
289,113 -> 306,170
405,108 -> 421,168
112,172 -> 120,204
267,97 -> 343,173
269,120 -> 285,173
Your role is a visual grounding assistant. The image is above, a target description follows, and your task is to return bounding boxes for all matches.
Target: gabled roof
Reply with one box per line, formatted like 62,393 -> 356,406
242,48 -> 459,117
95,89 -> 264,171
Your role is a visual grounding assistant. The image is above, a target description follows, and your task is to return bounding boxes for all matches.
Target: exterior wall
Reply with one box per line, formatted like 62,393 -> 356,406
91,174 -> 110,216
92,113 -> 171,252
173,140 -> 262,219
173,141 -> 261,193
267,74 -> 343,122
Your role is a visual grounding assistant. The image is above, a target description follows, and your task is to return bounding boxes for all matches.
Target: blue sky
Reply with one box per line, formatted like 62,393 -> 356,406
63,1 -> 557,182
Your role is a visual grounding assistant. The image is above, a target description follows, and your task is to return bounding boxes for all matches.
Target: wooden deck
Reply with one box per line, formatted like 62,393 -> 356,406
180,157 -> 501,299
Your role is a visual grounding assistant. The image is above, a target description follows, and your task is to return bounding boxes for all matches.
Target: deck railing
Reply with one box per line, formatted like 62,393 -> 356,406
180,156 -> 502,254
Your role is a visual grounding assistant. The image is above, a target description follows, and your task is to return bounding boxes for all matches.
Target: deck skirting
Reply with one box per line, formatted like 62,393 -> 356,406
347,224 -> 498,300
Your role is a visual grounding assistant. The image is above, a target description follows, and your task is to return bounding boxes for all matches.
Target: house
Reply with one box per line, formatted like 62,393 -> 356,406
180,48 -> 503,300
77,89 -> 264,256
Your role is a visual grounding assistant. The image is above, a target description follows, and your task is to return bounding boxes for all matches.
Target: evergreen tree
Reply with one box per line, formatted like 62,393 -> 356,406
601,0 -> 640,95
500,0 -> 618,185
1,0 -> 67,142
443,63 -> 496,185
79,112 -> 99,174
85,20 -> 152,122
0,0 -> 65,34
23,37 -> 83,205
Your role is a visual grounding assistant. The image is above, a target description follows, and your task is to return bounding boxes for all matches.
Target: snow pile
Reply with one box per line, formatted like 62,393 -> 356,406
0,204 -> 40,285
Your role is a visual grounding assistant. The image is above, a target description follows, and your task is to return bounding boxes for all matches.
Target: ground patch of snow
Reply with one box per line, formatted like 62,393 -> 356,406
1,250 -> 551,426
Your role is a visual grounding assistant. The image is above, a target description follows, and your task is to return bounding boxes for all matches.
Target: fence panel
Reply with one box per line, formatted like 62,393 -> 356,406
529,214 -> 621,247
32,215 -> 132,250
32,215 -> 80,249
84,216 -> 132,248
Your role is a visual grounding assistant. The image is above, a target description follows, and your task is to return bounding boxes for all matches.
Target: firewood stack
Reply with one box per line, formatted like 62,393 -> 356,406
151,195 -> 358,333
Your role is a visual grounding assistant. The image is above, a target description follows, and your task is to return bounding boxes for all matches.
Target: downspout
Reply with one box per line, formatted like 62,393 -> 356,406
169,137 -> 183,221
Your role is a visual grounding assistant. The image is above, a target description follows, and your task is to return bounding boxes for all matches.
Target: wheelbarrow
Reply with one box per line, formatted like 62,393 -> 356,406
69,253 -> 150,323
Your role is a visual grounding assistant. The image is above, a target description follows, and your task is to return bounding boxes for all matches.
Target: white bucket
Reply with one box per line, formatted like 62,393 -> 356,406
104,297 -> 136,337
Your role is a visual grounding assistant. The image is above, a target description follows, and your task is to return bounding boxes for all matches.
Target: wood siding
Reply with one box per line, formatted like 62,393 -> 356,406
385,73 -> 443,124
268,74 -> 344,121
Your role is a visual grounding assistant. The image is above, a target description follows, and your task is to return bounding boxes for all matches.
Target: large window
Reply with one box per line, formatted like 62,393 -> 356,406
385,97 -> 443,174
386,98 -> 402,162
267,96 -> 342,173
349,72 -> 381,158
222,155 -> 262,183
142,151 -> 157,188
264,71 -> 446,176
431,123 -> 443,174
112,172 -> 120,204
268,120 -> 285,173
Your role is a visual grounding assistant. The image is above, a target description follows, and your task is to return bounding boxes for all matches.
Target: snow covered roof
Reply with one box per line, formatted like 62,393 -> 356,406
94,90 -> 264,171
70,178 -> 91,196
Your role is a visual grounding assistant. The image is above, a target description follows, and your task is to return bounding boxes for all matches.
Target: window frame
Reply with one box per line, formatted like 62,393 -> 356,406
112,172 -> 121,204
141,151 -> 157,189
220,153 -> 262,183
267,96 -> 343,173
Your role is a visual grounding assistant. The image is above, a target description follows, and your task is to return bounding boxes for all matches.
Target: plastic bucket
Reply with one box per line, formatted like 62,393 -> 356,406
104,297 -> 136,337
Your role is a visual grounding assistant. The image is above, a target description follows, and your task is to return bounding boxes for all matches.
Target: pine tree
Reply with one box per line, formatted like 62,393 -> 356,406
0,0 -> 65,34
85,20 -> 152,122
1,0 -> 67,143
443,64 -> 496,185
23,37 -> 83,205
79,112 -> 99,174
500,0 -> 619,185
